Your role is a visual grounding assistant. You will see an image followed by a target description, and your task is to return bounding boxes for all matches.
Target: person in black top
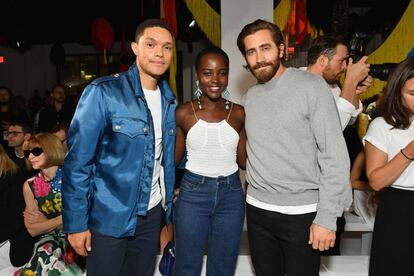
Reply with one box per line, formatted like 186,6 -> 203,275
0,144 -> 35,268
6,121 -> 32,173
0,87 -> 30,148
36,84 -> 75,133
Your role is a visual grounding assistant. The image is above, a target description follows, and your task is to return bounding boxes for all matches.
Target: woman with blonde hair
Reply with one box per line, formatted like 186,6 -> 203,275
0,144 -> 34,270
16,133 -> 82,275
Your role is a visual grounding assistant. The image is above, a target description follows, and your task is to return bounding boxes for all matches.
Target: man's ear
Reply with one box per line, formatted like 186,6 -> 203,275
131,42 -> 139,56
318,55 -> 329,69
279,43 -> 285,58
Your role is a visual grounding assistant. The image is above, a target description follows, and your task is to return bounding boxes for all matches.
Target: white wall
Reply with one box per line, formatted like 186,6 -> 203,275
176,39 -> 211,104
0,45 -> 56,99
221,0 -> 273,104
0,40 -> 209,103
0,42 -> 124,99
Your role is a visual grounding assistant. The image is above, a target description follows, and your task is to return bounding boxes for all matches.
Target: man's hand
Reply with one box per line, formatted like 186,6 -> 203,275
356,75 -> 373,94
346,56 -> 370,84
308,223 -> 336,251
68,230 -> 92,256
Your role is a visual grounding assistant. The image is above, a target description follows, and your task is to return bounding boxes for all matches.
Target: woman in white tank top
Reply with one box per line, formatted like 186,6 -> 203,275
173,46 -> 247,276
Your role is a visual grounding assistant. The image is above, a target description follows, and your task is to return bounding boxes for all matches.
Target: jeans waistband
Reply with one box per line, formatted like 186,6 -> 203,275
184,170 -> 240,185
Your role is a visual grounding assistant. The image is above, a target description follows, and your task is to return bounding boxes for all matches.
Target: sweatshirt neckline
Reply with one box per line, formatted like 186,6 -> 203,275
260,68 -> 292,90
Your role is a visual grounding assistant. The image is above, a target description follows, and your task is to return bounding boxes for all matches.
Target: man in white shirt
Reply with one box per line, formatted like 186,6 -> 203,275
306,34 -> 373,255
306,34 -> 373,130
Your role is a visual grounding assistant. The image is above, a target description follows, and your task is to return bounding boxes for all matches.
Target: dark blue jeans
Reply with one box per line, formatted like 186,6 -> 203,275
173,170 -> 245,276
86,204 -> 162,276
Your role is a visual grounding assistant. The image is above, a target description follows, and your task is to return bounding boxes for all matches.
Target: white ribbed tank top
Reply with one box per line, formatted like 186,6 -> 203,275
185,102 -> 239,177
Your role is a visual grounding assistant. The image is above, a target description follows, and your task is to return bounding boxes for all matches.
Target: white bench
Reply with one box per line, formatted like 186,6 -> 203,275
152,255 -> 369,276
343,211 -> 372,255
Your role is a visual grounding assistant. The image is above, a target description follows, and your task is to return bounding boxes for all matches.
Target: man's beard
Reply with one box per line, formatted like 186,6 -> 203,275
249,59 -> 280,84
322,66 -> 342,85
322,72 -> 339,85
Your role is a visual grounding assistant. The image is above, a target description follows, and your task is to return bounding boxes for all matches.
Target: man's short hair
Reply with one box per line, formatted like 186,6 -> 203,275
50,122 -> 69,134
134,19 -> 174,42
51,84 -> 66,94
307,34 -> 348,65
9,120 -> 32,134
237,19 -> 284,55
0,86 -> 13,97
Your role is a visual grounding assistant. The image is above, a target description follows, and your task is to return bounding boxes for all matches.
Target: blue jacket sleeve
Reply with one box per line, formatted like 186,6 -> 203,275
62,84 -> 106,233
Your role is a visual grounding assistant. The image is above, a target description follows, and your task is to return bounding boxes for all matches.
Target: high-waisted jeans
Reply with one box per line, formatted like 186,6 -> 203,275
173,170 -> 245,276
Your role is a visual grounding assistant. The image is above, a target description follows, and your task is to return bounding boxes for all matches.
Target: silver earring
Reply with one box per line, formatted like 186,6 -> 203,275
194,80 -> 202,98
195,80 -> 202,110
223,87 -> 230,111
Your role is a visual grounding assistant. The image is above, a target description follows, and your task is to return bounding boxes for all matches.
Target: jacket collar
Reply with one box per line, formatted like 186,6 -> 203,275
128,62 -> 175,102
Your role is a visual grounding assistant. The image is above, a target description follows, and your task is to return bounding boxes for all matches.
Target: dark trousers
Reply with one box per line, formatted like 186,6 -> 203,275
369,188 -> 414,276
320,215 -> 345,256
8,227 -> 35,267
87,204 -> 162,276
246,203 -> 320,276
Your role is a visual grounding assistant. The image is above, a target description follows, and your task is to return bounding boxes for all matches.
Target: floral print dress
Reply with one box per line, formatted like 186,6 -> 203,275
16,167 -> 83,276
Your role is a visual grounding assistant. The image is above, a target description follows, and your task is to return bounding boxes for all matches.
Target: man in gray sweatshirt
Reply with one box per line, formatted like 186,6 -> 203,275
237,19 -> 352,276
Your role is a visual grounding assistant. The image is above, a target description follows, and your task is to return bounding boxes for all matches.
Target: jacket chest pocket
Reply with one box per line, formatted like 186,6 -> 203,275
112,117 -> 149,138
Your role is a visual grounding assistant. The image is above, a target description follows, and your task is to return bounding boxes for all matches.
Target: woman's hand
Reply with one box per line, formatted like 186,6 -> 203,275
23,209 -> 47,224
402,139 -> 414,159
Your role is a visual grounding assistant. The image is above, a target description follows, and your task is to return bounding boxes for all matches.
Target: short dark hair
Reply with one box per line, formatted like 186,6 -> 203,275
237,19 -> 284,55
307,34 -> 348,65
9,120 -> 32,134
0,86 -> 13,97
195,46 -> 229,71
50,122 -> 69,134
51,84 -> 66,93
379,57 -> 414,129
134,19 -> 173,42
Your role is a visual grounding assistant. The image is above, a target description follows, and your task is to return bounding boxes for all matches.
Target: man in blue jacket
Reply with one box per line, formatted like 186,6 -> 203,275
62,19 -> 176,276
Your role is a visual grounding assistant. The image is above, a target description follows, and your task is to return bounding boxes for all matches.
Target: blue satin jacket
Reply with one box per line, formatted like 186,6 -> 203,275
62,64 -> 176,237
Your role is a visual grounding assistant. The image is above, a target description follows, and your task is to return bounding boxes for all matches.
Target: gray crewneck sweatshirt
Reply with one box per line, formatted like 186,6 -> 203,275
242,68 -> 352,231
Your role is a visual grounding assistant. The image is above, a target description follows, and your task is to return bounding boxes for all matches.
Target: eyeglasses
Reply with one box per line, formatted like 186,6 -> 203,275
24,147 -> 44,159
6,131 -> 25,136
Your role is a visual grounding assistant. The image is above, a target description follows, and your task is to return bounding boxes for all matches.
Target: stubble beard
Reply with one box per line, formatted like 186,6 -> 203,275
250,59 -> 281,84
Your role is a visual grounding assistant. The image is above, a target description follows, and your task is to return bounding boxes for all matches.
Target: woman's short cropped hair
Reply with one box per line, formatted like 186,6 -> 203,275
24,133 -> 65,168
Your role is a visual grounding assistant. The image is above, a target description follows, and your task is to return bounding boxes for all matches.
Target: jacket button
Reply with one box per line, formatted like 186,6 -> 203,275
115,125 -> 121,130
143,127 -> 148,133
169,129 -> 174,135
114,73 -> 119,78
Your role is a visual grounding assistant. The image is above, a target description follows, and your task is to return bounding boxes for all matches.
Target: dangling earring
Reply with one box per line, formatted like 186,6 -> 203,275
222,87 -> 230,111
194,80 -> 202,110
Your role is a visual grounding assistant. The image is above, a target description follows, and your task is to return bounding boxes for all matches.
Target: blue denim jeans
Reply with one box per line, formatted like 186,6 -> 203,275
173,170 -> 245,276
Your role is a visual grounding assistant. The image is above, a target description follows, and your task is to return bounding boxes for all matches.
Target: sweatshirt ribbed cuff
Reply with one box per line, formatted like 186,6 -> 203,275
313,209 -> 338,231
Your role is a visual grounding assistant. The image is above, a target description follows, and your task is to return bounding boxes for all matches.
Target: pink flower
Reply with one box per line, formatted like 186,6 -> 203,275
33,177 -> 50,197
42,243 -> 52,254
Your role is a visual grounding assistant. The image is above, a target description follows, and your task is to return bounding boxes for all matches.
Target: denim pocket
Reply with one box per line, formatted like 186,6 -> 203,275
180,178 -> 199,192
229,178 -> 242,191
